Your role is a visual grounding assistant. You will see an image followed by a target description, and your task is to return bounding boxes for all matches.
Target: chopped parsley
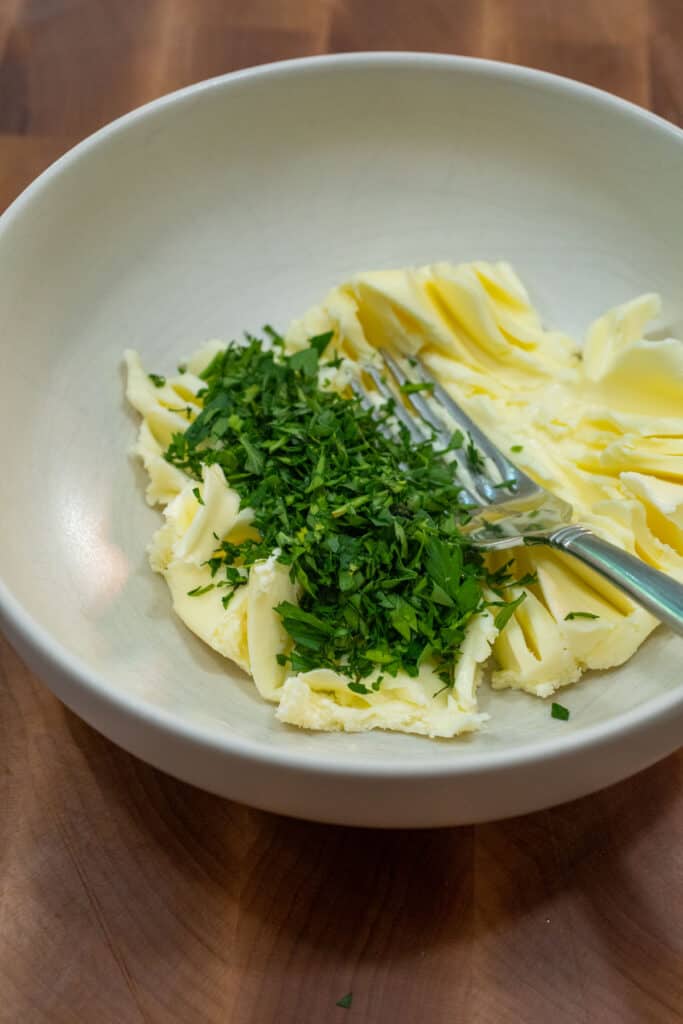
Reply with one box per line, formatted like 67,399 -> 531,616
192,486 -> 205,506
336,993 -> 353,1009
551,701 -> 570,720
399,381 -> 434,395
492,591 -> 526,631
515,571 -> 539,588
466,436 -> 486,472
148,373 -> 166,388
510,444 -> 523,453
163,331 -> 528,688
564,611 -> 600,621
186,583 -> 215,597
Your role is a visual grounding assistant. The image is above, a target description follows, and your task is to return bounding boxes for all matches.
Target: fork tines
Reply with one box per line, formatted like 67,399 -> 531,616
356,349 -> 533,507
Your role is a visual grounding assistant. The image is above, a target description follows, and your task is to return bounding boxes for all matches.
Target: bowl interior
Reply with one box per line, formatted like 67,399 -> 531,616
2,54 -> 682,769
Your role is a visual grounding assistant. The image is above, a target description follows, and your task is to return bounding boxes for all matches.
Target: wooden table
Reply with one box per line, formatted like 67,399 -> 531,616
1,3 -> 682,1021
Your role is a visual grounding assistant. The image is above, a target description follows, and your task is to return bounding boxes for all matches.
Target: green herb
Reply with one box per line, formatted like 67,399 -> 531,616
551,702 -> 570,720
494,478 -> 517,491
164,333 -> 529,687
514,571 -> 538,588
177,363 -> 187,374
309,330 -> 335,356
493,591 -> 526,631
336,993 -> 353,1009
400,381 -> 434,395
466,436 -> 486,472
192,486 -> 205,506
485,522 -> 505,537
148,373 -> 166,388
510,444 -> 523,453
564,611 -> 600,621
288,347 -> 319,377
263,324 -> 285,346
186,583 -> 215,597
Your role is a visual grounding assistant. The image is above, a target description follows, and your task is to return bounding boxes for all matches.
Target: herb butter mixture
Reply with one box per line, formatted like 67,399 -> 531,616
125,261 -> 683,738
170,335 -> 494,680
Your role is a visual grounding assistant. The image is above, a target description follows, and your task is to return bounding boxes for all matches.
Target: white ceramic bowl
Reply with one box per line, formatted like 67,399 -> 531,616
2,53 -> 682,827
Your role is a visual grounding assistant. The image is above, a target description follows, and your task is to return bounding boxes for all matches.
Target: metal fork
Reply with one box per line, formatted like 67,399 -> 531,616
359,350 -> 683,637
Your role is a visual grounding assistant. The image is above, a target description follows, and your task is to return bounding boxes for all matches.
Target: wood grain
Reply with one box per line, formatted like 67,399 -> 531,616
1,3 -> 682,1022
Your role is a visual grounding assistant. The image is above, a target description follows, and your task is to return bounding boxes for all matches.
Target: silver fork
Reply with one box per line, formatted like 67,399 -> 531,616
361,350 -> 683,637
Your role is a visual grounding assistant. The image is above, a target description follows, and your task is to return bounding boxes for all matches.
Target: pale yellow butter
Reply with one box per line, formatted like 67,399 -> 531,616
125,262 -> 683,738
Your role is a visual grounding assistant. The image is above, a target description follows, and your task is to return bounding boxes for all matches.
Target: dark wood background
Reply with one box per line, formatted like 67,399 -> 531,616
1,3 -> 681,1022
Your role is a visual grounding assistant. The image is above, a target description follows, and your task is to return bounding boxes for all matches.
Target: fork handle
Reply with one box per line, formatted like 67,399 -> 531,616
550,525 -> 683,637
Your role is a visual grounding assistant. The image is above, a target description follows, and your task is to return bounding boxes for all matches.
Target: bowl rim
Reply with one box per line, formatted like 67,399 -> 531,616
1,50 -> 682,780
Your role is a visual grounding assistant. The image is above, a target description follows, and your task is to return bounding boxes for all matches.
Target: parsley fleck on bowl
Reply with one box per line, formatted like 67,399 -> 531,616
1,54 -> 682,827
